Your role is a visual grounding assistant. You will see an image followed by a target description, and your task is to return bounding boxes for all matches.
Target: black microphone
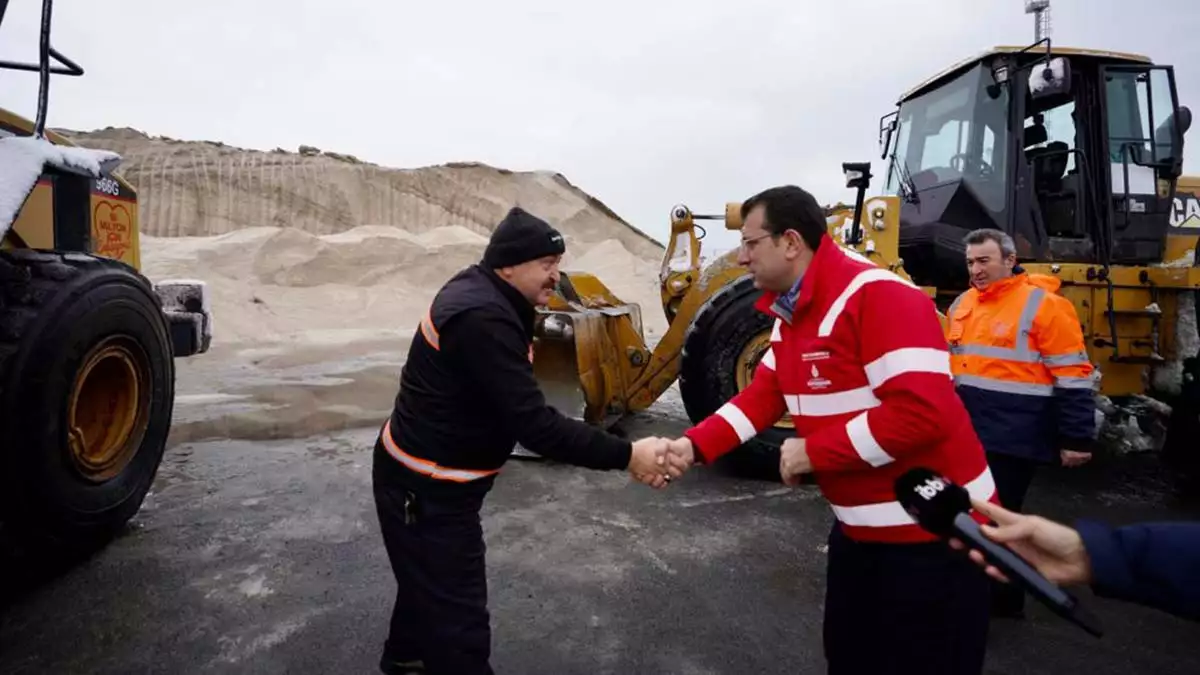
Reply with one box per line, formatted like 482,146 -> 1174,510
894,467 -> 1104,638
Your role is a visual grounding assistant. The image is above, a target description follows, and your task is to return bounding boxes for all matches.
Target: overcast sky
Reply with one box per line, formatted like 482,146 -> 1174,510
2,0 -> 1198,251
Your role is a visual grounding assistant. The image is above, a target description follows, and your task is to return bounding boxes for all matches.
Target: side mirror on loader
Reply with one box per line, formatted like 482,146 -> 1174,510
844,162 -> 873,190
879,112 -> 899,160
1029,56 -> 1072,100
842,162 -> 873,246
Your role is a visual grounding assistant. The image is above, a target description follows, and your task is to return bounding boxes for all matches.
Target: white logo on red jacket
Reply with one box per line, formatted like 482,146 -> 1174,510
808,364 -> 832,390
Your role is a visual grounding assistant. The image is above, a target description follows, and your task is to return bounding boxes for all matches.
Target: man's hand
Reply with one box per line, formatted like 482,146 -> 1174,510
779,437 -> 811,486
948,498 -> 1093,586
1060,449 -> 1092,468
664,437 -> 695,479
628,436 -> 670,488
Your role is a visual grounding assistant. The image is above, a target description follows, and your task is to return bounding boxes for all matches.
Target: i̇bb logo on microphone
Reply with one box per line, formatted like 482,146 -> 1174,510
914,476 -> 948,501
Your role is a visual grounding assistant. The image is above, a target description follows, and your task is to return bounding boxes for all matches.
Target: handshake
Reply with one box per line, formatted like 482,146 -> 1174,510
625,436 -> 813,488
626,436 -> 696,488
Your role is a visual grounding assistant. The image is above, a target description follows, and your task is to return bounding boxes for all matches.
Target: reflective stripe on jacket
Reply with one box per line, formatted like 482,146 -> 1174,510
380,418 -> 501,483
683,233 -> 997,544
946,271 -> 1098,462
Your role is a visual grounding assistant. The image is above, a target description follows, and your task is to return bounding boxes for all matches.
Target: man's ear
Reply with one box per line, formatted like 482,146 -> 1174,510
784,230 -> 806,258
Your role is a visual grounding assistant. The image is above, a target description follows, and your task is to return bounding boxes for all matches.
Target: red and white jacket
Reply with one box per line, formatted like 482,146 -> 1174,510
684,233 -> 998,544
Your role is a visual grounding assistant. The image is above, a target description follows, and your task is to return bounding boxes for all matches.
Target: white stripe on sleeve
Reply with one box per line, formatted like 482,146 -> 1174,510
760,348 -> 776,371
846,411 -> 894,467
863,347 -> 952,389
716,402 -> 757,443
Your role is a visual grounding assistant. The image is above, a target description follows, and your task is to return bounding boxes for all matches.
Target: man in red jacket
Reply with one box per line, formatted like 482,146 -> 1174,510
665,185 -> 998,674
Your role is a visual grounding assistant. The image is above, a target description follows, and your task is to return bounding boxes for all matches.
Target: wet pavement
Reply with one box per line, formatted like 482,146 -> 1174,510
2,358 -> 1199,674
164,338 -> 412,446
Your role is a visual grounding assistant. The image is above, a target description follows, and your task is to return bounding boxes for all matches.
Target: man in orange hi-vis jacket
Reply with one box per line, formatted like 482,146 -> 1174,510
945,227 -> 1099,619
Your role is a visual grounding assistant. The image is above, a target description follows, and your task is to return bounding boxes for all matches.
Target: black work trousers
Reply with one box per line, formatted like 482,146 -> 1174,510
823,522 -> 991,675
985,451 -> 1041,615
372,439 -> 493,675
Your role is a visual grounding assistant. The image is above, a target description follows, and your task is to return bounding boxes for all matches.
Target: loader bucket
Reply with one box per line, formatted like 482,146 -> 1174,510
531,271 -> 649,429
532,327 -> 588,421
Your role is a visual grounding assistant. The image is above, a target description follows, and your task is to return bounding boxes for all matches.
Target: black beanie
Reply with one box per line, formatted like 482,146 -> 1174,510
482,206 -> 566,268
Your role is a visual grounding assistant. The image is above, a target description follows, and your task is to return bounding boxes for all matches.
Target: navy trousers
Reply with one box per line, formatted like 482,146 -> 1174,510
372,440 -> 493,675
823,522 -> 991,675
986,451 -> 1040,615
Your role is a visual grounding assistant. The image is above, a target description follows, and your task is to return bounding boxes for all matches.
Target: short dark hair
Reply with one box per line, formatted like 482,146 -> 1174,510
740,185 -> 827,251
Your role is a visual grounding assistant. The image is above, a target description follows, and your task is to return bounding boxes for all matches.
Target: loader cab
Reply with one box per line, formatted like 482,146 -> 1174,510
881,45 -> 1190,291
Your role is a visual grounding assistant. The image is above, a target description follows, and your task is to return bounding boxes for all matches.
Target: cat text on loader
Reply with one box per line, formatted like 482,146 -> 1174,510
528,39 -> 1200,485
0,0 -> 213,562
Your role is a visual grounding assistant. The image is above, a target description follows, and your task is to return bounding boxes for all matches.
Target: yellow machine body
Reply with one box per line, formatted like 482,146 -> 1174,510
0,109 -> 143,268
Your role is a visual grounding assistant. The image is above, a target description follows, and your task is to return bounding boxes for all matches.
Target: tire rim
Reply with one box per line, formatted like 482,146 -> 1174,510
735,331 -> 795,430
67,336 -> 151,483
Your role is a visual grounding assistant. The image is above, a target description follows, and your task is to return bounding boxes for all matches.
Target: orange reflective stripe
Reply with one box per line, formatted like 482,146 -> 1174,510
420,307 -> 440,350
952,353 -> 1054,385
1040,346 -> 1097,389
380,419 -> 500,482
1029,294 -> 1098,390
1042,350 -> 1090,367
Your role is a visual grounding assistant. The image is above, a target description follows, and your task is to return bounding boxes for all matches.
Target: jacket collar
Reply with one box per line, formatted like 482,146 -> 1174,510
476,264 -> 537,333
975,273 -> 1025,300
973,267 -> 1062,302
770,272 -> 806,323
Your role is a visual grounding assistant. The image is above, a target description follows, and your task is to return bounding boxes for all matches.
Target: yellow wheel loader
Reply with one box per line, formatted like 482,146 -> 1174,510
0,0 -> 213,561
531,38 -> 1200,483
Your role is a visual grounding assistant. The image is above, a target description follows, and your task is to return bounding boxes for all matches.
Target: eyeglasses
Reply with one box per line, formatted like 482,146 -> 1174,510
740,232 -> 778,250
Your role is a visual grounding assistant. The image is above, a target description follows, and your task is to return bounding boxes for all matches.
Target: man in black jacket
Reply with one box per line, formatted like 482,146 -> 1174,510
372,206 -> 670,675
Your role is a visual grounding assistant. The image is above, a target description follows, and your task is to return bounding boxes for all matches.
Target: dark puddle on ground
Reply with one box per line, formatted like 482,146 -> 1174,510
167,364 -> 400,447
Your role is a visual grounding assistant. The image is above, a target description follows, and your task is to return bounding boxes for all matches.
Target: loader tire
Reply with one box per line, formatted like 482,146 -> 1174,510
679,274 -> 792,481
0,249 -> 175,564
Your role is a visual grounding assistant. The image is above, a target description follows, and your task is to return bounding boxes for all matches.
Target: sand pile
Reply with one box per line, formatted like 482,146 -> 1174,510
61,126 -> 673,443
56,127 -> 664,262
147,222 -> 669,445
140,224 -> 668,347
58,124 -> 675,347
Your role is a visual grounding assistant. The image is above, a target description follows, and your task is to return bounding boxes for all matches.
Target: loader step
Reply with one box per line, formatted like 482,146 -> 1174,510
1109,354 -> 1167,364
1105,308 -> 1163,318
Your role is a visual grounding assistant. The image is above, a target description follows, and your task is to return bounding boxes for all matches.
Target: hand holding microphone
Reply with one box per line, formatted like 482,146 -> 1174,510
950,498 -> 1094,587
894,467 -> 1104,638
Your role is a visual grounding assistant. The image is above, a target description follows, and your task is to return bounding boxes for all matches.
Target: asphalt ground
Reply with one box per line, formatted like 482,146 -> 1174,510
1,367 -> 1199,674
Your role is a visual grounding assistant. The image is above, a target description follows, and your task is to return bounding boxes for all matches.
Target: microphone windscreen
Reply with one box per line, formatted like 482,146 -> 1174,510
894,467 -> 972,537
